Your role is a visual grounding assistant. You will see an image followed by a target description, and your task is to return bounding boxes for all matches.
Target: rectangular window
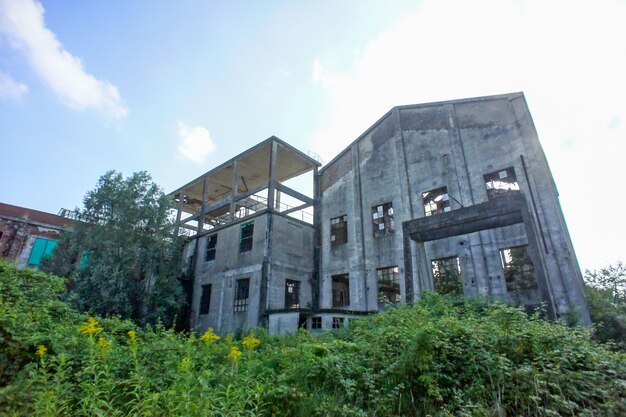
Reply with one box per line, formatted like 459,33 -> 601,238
423,187 -> 450,217
500,246 -> 538,291
311,316 -> 322,329
330,215 -> 348,246
27,237 -> 58,266
377,266 -> 401,306
234,278 -> 250,312
371,202 -> 395,237
332,317 -> 345,329
484,167 -> 520,199
239,222 -> 254,253
285,279 -> 301,309
431,256 -> 463,296
205,234 -> 217,261
331,274 -> 350,307
199,284 -> 212,315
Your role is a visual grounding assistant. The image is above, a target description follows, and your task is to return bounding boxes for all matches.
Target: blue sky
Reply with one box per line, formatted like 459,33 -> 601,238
1,0 -> 625,271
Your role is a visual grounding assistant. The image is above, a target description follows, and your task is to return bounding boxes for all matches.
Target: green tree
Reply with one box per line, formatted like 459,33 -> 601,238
584,262 -> 626,350
43,171 -> 184,326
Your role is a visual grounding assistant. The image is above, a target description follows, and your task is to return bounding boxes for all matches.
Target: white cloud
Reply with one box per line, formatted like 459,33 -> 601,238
0,0 -> 128,118
0,71 -> 27,99
309,0 -> 626,270
177,122 -> 216,164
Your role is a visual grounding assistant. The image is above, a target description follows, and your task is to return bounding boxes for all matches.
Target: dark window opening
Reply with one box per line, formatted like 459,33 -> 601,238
234,278 -> 250,312
298,315 -> 307,328
311,316 -> 322,329
423,187 -> 450,217
199,284 -> 212,315
330,215 -> 348,246
285,279 -> 301,309
332,317 -> 345,329
331,274 -> 350,307
431,256 -> 463,296
372,202 -> 395,237
239,222 -> 254,252
500,246 -> 538,291
484,167 -> 520,199
377,266 -> 401,306
205,234 -> 218,261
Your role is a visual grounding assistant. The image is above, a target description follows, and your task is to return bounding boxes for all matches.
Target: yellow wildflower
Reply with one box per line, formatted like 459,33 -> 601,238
179,356 -> 190,371
228,346 -> 242,362
242,335 -> 261,350
79,317 -> 103,335
200,327 -> 221,345
97,337 -> 111,349
36,345 -> 47,357
127,330 -> 138,343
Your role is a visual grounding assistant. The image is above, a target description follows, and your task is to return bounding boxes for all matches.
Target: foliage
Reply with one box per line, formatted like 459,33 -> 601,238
42,170 -> 184,326
1,261 -> 625,416
584,262 -> 626,350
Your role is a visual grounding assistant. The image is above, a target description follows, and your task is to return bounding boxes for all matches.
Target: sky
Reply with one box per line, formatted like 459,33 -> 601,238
0,0 -> 625,271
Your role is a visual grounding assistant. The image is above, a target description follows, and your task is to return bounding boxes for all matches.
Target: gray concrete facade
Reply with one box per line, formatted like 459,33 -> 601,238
175,92 -> 590,335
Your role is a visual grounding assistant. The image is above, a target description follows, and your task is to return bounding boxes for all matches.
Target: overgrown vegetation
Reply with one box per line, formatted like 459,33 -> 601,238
42,170 -> 184,327
2,261 -> 625,416
584,262 -> 626,350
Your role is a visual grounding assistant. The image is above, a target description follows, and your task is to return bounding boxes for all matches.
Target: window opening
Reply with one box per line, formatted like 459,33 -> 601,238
234,278 -> 250,312
199,284 -> 212,315
377,266 -> 401,306
371,202 -> 395,237
27,238 -> 58,266
332,317 -> 345,329
311,316 -> 322,329
330,215 -> 348,246
331,274 -> 350,307
239,221 -> 254,252
285,279 -> 301,309
422,187 -> 450,217
431,256 -> 463,296
205,234 -> 217,261
484,167 -> 520,199
500,246 -> 538,291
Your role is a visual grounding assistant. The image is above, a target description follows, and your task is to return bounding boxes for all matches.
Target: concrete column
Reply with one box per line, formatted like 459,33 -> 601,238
267,141 -> 278,212
200,177 -> 209,232
229,161 -> 239,220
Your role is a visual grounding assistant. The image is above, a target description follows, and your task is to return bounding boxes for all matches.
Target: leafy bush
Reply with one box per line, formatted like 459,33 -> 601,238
1,260 -> 625,416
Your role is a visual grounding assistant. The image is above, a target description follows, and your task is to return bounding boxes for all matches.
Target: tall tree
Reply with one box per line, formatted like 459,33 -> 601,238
43,171 -> 184,326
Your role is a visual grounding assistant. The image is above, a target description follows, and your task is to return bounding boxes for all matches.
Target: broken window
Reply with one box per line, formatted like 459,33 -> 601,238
239,221 -> 254,253
332,317 -> 345,329
234,278 -> 250,312
330,215 -> 348,246
484,167 -> 520,199
431,256 -> 463,296
27,237 -> 58,266
285,279 -> 301,309
377,266 -> 401,306
205,234 -> 217,261
331,274 -> 350,307
199,284 -> 212,315
500,246 -> 538,291
311,316 -> 322,329
422,187 -> 450,217
371,202 -> 395,237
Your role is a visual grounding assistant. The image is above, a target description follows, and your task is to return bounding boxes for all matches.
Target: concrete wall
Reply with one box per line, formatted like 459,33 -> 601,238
318,93 -> 589,322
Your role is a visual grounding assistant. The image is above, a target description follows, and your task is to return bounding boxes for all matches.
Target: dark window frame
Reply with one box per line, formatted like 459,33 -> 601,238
499,246 -> 538,291
239,222 -> 254,253
199,284 -> 212,315
331,274 -> 350,307
371,202 -> 395,237
234,278 -> 250,312
330,215 -> 348,246
431,256 -> 463,296
285,279 -> 301,309
422,187 -> 450,217
484,167 -> 520,199
311,316 -> 322,329
377,266 -> 401,306
205,234 -> 218,261
332,317 -> 345,329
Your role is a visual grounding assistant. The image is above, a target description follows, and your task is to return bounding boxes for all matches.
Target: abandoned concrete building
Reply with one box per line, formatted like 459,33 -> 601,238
0,202 -> 75,269
171,92 -> 590,335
